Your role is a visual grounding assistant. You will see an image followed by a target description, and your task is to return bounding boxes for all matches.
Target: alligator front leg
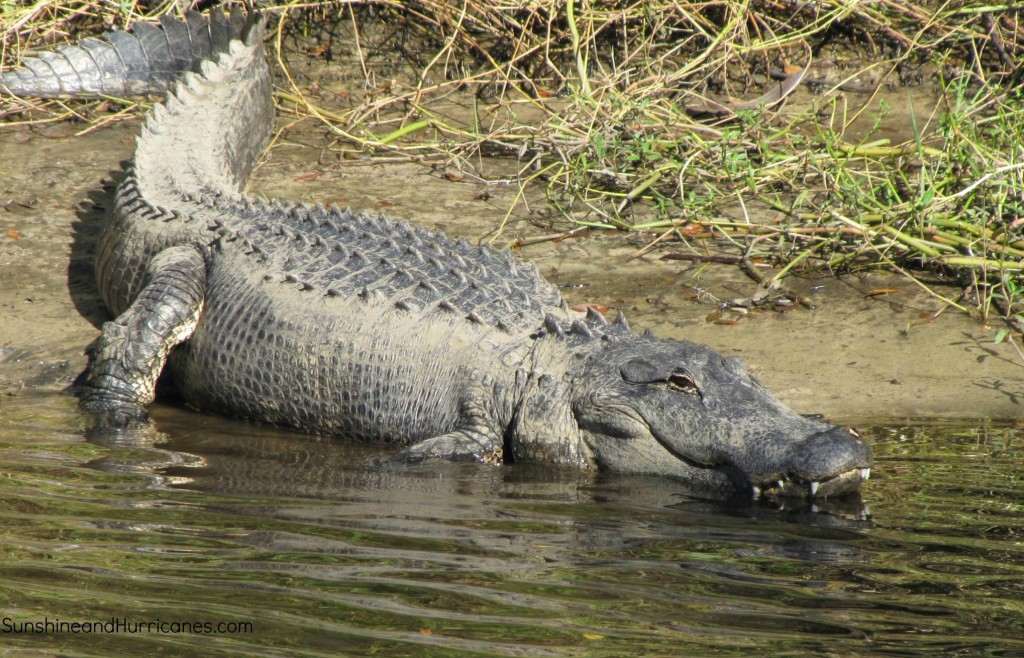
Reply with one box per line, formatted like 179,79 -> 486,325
391,385 -> 506,465
392,427 -> 504,465
81,245 -> 206,427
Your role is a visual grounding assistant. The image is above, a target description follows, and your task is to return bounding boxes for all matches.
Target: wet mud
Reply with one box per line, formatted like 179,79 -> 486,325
1,40 -> 1021,423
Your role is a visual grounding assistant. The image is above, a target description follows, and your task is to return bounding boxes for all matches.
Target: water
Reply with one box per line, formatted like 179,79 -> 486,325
0,390 -> 1021,656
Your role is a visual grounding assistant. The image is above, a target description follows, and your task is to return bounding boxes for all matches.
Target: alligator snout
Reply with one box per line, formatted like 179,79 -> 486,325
789,426 -> 873,480
749,425 -> 873,499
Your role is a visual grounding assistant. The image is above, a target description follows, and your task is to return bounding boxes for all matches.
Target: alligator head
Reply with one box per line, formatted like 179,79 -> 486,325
569,333 -> 872,499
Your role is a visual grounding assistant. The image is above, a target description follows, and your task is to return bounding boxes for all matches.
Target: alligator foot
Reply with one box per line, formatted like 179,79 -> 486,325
392,429 -> 504,465
81,397 -> 151,432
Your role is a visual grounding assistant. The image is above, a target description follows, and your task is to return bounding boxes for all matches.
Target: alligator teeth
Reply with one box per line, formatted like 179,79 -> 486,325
776,480 -> 784,489
809,481 -> 819,496
860,467 -> 871,481
751,485 -> 761,499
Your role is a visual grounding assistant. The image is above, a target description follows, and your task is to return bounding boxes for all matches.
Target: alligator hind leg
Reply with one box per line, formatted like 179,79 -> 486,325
82,245 -> 206,427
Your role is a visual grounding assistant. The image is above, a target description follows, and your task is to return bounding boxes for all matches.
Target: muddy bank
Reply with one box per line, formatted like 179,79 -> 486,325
1,112 -> 1021,422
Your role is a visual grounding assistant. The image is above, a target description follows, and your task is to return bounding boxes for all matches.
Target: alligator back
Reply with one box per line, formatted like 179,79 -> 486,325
168,192 -> 564,440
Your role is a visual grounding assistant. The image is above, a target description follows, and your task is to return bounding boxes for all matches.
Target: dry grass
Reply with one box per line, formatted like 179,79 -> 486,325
3,0 -> 1024,335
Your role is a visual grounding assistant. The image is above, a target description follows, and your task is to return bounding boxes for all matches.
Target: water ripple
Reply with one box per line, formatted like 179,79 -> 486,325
0,393 -> 1022,655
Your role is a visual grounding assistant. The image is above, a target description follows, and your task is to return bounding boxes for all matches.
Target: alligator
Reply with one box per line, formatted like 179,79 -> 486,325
0,9 -> 872,499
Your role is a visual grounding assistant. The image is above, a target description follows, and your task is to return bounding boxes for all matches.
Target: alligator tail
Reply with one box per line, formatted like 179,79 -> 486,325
0,8 -> 252,98
2,7 -> 273,198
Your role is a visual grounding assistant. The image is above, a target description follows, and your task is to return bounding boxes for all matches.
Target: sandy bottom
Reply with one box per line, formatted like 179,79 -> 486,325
0,117 -> 1021,423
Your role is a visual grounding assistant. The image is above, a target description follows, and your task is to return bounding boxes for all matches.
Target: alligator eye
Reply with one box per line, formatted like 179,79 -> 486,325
667,372 -> 700,396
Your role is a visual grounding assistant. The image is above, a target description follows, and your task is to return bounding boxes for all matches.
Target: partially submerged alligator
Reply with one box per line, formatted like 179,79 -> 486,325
0,9 -> 871,498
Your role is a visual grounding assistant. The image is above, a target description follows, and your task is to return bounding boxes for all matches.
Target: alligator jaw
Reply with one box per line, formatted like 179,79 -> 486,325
749,465 -> 872,500
645,422 -> 871,501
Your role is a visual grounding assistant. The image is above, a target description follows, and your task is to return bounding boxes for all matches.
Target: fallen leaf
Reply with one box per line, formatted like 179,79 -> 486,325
295,172 -> 323,182
377,199 -> 396,207
6,228 -> 20,240
677,223 -> 704,238
572,303 -> 609,313
419,628 -> 433,636
865,288 -> 900,297
706,309 -> 741,325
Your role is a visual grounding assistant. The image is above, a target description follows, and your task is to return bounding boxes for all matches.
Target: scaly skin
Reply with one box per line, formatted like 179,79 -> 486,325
0,9 -> 872,499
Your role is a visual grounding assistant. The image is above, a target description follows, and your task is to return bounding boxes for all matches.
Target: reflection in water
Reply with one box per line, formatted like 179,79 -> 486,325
0,391 -> 1021,656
